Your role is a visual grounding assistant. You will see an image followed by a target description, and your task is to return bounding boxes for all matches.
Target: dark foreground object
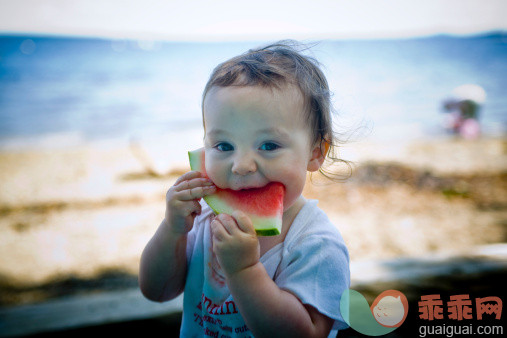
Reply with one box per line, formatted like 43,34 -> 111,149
3,246 -> 506,338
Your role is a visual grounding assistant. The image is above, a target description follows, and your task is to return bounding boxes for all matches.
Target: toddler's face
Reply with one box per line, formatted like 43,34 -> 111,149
203,84 -> 322,211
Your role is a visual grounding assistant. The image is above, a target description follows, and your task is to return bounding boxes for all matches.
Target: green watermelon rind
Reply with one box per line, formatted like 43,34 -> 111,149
205,194 -> 282,236
188,149 -> 282,236
188,149 -> 204,175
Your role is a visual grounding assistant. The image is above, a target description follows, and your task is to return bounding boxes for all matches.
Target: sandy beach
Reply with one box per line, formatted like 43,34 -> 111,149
0,135 -> 506,307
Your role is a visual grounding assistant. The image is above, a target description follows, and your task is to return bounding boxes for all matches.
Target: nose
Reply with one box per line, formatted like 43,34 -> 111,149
231,152 -> 257,176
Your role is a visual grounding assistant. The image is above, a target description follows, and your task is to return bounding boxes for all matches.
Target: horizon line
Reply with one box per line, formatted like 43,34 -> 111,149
1,29 -> 505,43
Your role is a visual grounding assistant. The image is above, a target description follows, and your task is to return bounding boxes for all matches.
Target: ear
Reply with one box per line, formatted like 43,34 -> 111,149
307,140 -> 328,172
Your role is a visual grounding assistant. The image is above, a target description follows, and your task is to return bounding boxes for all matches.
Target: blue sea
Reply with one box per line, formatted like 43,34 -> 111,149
0,33 -> 506,149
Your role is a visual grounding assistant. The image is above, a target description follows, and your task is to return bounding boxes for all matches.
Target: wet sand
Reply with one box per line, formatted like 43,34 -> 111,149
0,136 -> 505,307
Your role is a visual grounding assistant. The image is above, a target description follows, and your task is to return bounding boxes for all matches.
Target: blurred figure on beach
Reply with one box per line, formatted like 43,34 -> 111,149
442,84 -> 486,139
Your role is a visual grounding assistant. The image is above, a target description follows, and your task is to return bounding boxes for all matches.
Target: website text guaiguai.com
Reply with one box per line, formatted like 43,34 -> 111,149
419,324 -> 503,337
417,294 -> 503,337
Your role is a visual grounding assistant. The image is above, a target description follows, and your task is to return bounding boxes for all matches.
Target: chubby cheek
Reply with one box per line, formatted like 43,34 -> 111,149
269,166 -> 307,211
283,178 -> 306,211
204,155 -> 229,189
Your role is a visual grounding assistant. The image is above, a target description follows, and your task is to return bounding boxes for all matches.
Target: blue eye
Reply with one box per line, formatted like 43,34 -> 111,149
260,142 -> 280,151
216,142 -> 234,152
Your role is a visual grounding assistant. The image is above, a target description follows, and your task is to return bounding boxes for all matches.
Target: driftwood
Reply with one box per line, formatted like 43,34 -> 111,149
0,290 -> 183,336
350,244 -> 507,303
351,244 -> 507,286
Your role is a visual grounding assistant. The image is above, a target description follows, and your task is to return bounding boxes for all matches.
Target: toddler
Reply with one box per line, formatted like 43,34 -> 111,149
139,41 -> 350,338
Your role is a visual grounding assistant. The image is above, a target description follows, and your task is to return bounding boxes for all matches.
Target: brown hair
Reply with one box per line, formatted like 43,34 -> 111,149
202,40 -> 351,181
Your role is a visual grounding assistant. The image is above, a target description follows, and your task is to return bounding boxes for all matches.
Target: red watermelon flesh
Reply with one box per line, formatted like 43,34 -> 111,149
188,148 -> 284,236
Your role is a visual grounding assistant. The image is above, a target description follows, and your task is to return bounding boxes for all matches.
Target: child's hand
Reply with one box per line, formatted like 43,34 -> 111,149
165,171 -> 216,235
211,211 -> 260,278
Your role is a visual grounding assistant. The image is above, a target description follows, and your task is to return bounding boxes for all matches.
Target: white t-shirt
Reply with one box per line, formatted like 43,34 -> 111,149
180,199 -> 350,338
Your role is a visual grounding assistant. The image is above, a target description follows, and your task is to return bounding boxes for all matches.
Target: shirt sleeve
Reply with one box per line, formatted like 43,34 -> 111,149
274,225 -> 350,331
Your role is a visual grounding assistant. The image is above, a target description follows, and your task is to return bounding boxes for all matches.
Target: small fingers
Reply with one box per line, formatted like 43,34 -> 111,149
175,184 -> 216,201
169,199 -> 201,216
174,171 -> 205,185
215,214 -> 240,236
174,177 -> 214,192
211,218 -> 230,242
232,211 -> 256,236
170,173 -> 216,201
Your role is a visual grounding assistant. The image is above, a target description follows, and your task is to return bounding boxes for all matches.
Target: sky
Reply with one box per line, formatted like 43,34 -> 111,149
0,0 -> 506,41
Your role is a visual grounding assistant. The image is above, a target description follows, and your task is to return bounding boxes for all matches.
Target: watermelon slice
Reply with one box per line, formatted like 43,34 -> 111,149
188,148 -> 284,236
